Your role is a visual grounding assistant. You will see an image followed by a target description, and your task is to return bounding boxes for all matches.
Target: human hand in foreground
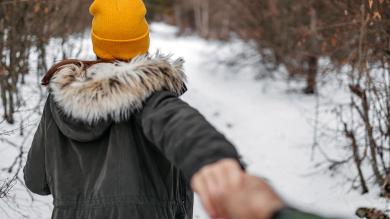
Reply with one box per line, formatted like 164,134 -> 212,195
191,159 -> 245,218
219,175 -> 284,219
192,159 -> 284,219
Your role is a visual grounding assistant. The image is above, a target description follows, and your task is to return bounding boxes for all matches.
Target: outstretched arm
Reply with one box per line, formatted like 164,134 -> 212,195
219,175 -> 341,219
139,91 -> 242,179
139,91 -> 245,218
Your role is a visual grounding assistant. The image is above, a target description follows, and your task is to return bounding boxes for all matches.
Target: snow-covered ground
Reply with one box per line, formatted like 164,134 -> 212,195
0,23 -> 389,218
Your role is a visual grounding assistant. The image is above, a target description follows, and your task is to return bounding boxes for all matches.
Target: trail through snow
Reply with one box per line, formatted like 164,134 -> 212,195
149,23 -> 388,219
0,23 -> 388,219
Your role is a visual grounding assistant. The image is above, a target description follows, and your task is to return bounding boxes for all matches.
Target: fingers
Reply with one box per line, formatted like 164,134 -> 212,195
193,165 -> 285,219
217,174 -> 285,219
202,168 -> 227,218
191,159 -> 244,219
191,171 -> 219,218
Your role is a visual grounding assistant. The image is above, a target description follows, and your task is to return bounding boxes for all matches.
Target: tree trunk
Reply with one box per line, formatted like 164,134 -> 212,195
344,123 -> 369,194
303,56 -> 318,94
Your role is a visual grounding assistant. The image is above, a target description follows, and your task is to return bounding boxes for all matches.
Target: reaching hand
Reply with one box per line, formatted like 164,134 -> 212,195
219,175 -> 284,219
192,159 -> 284,219
191,159 -> 245,218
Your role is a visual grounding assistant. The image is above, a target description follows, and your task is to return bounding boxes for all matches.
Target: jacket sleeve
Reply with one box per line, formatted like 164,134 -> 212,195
23,100 -> 51,196
138,91 -> 243,180
272,208 -> 340,219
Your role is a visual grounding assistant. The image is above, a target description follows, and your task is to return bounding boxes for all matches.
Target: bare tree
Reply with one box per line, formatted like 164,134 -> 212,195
0,0 -> 91,217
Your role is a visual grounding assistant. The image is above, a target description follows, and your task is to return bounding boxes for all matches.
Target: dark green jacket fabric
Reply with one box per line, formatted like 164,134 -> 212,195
273,208 -> 338,219
23,55 -> 241,219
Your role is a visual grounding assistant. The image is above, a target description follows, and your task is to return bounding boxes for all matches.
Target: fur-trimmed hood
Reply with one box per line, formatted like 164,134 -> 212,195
48,53 -> 187,125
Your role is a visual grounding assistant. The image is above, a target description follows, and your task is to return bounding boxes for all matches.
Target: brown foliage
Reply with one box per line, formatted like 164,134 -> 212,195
0,0 -> 91,124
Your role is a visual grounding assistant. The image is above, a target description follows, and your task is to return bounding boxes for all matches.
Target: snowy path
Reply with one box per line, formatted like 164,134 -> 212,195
0,23 -> 388,218
149,23 -> 387,219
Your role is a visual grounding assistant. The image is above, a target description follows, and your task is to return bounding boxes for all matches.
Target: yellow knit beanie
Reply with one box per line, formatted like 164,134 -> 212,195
89,0 -> 150,61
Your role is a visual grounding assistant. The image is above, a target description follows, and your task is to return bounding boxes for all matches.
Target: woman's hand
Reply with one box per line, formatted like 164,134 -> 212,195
192,159 -> 284,219
191,159 -> 245,218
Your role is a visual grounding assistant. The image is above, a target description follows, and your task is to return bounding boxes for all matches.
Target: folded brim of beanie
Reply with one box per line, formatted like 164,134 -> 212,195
92,31 -> 150,61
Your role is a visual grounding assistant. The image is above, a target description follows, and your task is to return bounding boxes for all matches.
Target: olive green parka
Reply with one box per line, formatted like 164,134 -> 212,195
23,54 -> 241,219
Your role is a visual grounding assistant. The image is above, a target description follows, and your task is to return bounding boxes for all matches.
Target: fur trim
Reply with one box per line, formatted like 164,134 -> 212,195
49,53 -> 187,124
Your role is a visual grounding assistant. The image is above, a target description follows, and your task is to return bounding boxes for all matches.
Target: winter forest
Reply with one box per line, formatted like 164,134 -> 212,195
0,0 -> 390,218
